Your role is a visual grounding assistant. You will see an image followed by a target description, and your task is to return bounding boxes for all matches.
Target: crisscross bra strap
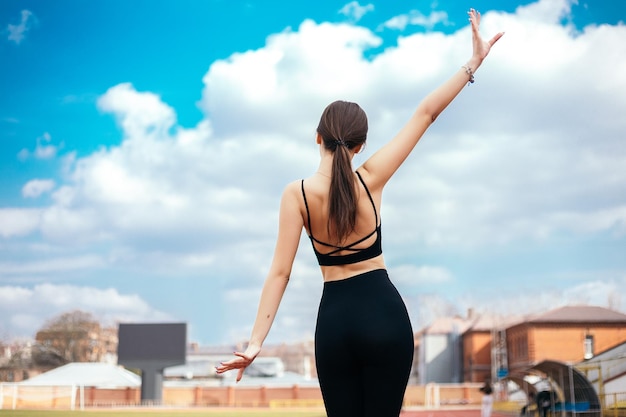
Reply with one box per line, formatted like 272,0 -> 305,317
301,179 -> 314,235
301,171 -> 382,266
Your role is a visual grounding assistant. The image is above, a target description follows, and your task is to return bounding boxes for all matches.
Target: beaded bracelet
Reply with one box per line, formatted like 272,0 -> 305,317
462,64 -> 475,85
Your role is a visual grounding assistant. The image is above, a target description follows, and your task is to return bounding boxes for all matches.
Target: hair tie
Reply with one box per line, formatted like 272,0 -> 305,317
334,139 -> 347,147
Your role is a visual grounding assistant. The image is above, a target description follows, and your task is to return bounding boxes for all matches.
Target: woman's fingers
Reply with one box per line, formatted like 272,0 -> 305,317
468,7 -> 504,58
215,351 -> 254,377
489,32 -> 505,46
468,8 -> 480,26
468,9 -> 480,26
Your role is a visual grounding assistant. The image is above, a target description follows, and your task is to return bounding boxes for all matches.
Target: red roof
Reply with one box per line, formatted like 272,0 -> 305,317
527,305 -> 626,323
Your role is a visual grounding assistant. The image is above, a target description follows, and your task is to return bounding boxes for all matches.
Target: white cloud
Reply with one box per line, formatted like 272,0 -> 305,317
2,0 -> 626,342
18,132 -> 60,161
200,19 -> 381,139
339,1 -> 374,23
402,293 -> 464,330
0,286 -> 32,304
0,284 -> 172,338
381,10 -> 450,31
515,0 -> 573,25
7,10 -> 34,45
97,83 -> 176,138
0,255 -> 104,276
22,179 -> 56,198
460,271 -> 626,321
0,208 -> 41,238
390,264 -> 454,287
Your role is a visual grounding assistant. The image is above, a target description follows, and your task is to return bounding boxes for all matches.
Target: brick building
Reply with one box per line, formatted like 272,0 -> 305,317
506,305 -> 626,375
463,315 -> 497,383
460,305 -> 626,383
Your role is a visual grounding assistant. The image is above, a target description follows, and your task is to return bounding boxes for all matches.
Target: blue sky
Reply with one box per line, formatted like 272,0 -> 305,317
1,0 -> 625,346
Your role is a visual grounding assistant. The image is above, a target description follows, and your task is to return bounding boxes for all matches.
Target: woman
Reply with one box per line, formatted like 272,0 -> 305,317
481,380 -> 494,417
216,8 -> 503,417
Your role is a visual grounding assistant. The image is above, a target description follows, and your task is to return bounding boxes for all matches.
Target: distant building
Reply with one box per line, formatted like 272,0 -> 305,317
463,314 -> 498,383
579,340 -> 626,402
463,312 -> 527,384
186,340 -> 317,379
0,341 -> 43,382
506,305 -> 626,376
164,343 -> 318,387
416,305 -> 626,386
415,314 -> 472,384
258,341 -> 316,379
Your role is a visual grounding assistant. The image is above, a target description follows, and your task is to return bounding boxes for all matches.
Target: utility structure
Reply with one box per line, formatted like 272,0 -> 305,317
117,323 -> 186,403
491,318 -> 509,398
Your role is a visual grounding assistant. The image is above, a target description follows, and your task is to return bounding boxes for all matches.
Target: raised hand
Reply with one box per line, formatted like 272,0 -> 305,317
469,8 -> 504,62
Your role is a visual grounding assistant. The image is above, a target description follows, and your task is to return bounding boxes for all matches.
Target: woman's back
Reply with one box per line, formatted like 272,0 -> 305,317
300,170 -> 386,282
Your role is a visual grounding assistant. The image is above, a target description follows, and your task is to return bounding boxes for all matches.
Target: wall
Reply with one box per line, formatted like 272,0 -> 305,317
0,383 -> 484,410
508,324 -> 626,375
422,333 -> 463,383
463,330 -> 492,383
532,325 -> 626,363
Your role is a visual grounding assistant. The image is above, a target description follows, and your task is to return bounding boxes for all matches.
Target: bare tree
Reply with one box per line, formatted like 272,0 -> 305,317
31,344 -> 68,368
36,310 -> 102,363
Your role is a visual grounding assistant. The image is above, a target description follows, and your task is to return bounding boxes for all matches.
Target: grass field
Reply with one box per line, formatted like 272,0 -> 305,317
0,409 -> 327,417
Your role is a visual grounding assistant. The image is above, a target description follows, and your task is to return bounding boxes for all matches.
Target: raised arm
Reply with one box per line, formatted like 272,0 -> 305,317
215,181 -> 304,381
360,9 -> 503,188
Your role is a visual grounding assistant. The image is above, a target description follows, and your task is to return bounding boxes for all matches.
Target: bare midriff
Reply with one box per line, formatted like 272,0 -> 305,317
320,254 -> 386,282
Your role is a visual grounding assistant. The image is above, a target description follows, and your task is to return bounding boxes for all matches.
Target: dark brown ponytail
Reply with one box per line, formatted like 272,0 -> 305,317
316,101 -> 368,243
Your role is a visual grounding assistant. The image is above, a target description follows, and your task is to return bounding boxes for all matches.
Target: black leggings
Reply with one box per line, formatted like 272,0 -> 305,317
315,269 -> 414,417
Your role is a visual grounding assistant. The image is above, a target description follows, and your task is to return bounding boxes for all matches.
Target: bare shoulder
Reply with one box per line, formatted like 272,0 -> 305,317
282,179 -> 302,196
280,180 -> 304,206
279,180 -> 306,226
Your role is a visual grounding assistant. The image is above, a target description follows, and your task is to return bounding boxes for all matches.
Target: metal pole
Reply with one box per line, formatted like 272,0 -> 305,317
568,365 -> 575,417
12,384 -> 17,410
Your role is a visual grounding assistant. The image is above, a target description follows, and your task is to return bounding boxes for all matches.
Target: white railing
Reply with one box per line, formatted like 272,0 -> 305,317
0,383 -> 82,410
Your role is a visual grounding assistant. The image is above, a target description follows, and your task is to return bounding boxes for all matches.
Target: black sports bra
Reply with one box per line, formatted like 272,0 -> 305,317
301,171 -> 382,266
